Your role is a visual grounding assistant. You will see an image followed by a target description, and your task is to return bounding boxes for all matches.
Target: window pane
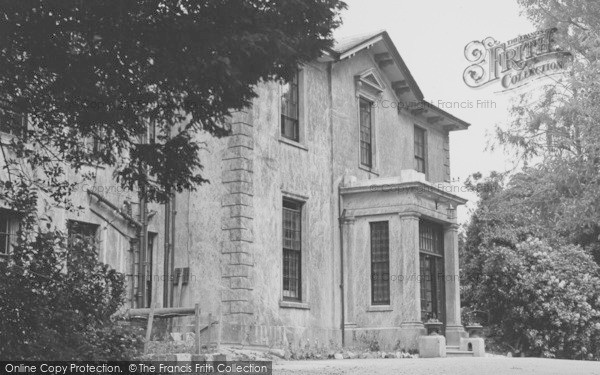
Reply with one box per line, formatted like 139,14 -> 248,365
370,221 -> 390,305
283,199 -> 302,300
360,98 -> 373,167
414,126 -> 426,173
0,214 -> 12,254
281,71 -> 300,142
419,220 -> 445,323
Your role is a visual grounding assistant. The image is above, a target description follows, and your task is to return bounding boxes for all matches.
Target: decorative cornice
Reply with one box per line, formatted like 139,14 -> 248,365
340,181 -> 468,205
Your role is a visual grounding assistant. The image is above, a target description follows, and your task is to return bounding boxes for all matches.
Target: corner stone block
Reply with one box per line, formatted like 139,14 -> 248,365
230,122 -> 253,136
221,216 -> 253,231
228,228 -> 254,242
221,193 -> 253,207
222,146 -> 253,162
222,288 -> 251,302
230,252 -> 254,266
224,181 -> 253,195
228,300 -> 253,314
227,204 -> 254,219
221,264 -> 252,278
230,276 -> 253,290
418,335 -> 446,358
227,134 -> 254,150
221,240 -> 253,254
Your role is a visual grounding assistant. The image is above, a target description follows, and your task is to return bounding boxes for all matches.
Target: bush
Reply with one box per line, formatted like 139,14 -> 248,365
0,229 -> 143,360
466,238 -> 600,359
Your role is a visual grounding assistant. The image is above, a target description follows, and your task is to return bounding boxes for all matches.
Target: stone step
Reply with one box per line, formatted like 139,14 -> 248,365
446,350 -> 475,357
446,345 -> 460,350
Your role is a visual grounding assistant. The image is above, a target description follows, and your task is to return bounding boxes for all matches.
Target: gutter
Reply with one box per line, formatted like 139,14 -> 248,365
86,189 -> 142,227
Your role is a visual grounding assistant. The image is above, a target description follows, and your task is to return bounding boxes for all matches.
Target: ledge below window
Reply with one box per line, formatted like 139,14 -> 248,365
279,137 -> 308,151
359,164 -> 379,176
279,300 -> 310,310
367,305 -> 393,312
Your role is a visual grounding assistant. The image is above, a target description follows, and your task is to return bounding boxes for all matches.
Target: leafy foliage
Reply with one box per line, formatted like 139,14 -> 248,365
0,0 -> 346,202
0,225 -> 142,360
461,2 -> 600,357
461,173 -> 600,359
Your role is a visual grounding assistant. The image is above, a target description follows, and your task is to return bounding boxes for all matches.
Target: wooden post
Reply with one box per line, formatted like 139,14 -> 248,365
194,303 -> 201,355
175,271 -> 183,331
208,313 -> 213,350
215,314 -> 222,350
144,304 -> 156,354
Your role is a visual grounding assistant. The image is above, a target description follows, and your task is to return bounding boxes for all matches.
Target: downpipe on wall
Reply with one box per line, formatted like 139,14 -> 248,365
338,190 -> 346,347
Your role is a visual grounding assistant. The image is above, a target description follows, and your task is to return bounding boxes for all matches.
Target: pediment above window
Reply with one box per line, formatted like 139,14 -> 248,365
355,69 -> 385,96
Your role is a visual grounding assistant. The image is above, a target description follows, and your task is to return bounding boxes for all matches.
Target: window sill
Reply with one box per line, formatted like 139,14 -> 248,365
359,164 -> 379,176
279,137 -> 308,152
367,305 -> 393,312
279,300 -> 310,310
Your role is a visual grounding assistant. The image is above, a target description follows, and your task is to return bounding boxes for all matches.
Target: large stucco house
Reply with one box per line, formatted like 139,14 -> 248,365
170,30 -> 470,350
0,30 -> 470,351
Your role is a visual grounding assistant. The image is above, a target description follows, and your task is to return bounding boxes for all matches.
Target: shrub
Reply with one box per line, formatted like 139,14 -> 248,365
0,229 -> 142,360
467,238 -> 600,359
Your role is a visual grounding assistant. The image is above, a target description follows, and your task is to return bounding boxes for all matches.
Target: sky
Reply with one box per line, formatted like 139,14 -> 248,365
333,0 -> 536,224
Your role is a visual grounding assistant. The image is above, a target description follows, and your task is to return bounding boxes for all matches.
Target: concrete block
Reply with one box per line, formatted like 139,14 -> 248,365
223,181 -> 253,195
229,276 -> 253,290
230,252 -> 254,266
227,134 -> 254,149
223,156 -> 254,171
221,216 -> 253,231
230,121 -> 253,136
227,204 -> 254,219
418,335 -> 446,358
221,264 -> 252,278
222,169 -> 253,183
221,193 -> 253,207
228,300 -> 253,314
460,337 -> 485,357
445,325 -> 467,346
228,228 -> 254,242
222,288 -> 251,302
221,241 -> 253,254
222,146 -> 253,162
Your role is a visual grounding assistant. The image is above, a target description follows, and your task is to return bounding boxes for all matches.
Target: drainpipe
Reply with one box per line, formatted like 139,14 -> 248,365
338,191 -> 346,347
163,192 -> 171,307
169,194 -> 176,307
139,194 -> 148,307
328,61 -> 346,347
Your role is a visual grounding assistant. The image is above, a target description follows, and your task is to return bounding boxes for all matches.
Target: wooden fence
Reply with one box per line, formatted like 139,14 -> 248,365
127,304 -> 220,354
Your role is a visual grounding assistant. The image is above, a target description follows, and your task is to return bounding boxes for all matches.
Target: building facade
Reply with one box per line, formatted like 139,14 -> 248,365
171,31 -> 470,350
0,30 -> 470,351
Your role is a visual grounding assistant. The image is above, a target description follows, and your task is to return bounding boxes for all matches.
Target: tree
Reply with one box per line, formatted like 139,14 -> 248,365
0,0 -> 346,202
492,0 -> 600,261
0,1 -> 347,359
461,173 -> 600,359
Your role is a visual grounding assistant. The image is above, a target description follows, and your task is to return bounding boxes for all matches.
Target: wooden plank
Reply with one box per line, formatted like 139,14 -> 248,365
143,305 -> 155,354
194,303 -> 201,355
128,306 -> 196,317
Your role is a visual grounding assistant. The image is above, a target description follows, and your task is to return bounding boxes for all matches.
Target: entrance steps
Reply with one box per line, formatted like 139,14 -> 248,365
446,345 -> 475,357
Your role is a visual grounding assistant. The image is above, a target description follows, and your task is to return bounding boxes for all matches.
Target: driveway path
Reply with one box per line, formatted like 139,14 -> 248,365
273,357 -> 600,375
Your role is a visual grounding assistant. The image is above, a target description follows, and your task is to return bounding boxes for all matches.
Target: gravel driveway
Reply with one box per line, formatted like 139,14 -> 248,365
273,357 -> 600,375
